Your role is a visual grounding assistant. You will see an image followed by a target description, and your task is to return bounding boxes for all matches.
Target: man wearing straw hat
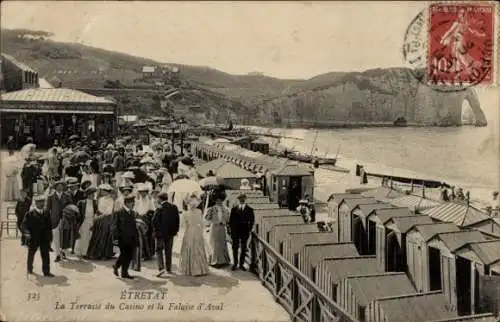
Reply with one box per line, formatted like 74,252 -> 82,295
22,194 -> 54,277
46,179 -> 72,262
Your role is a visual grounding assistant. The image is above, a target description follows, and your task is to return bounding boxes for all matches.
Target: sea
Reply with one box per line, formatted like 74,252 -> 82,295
243,89 -> 500,205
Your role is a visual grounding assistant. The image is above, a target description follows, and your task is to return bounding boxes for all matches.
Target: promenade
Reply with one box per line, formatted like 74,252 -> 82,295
0,218 -> 290,322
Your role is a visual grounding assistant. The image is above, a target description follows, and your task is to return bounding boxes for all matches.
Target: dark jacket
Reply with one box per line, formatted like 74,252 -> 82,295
229,204 -> 255,237
15,197 -> 32,228
45,192 -> 72,228
152,201 -> 180,238
22,208 -> 53,245
112,207 -> 139,246
71,189 -> 85,204
113,154 -> 126,172
21,163 -> 39,189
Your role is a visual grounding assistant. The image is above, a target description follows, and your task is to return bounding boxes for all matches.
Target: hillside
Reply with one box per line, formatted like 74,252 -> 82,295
1,28 -> 486,127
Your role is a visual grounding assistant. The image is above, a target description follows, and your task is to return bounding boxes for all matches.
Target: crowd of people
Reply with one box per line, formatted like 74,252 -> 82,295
3,136 -> 256,279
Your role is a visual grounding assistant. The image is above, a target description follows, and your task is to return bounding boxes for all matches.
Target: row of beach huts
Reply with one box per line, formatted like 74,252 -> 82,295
193,141 -> 500,322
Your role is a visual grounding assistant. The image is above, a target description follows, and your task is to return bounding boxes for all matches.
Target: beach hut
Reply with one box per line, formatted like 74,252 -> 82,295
227,195 -> 270,208
250,202 -> 281,211
297,243 -> 359,279
316,256 -> 380,300
268,164 -> 314,210
338,197 -> 379,243
427,313 -> 497,322
326,193 -> 363,237
365,291 -> 457,322
406,223 -> 460,292
464,218 -> 500,237
351,203 -> 394,255
253,209 -> 293,234
214,163 -> 256,189
426,230 -> 487,314
282,231 -> 338,265
195,158 -> 228,177
389,194 -> 442,213
260,215 -> 304,240
249,139 -> 270,154
453,239 -> 500,315
268,223 -> 318,253
422,202 -> 491,228
337,272 -> 416,321
384,215 -> 434,272
365,207 -> 415,270
361,186 -> 405,202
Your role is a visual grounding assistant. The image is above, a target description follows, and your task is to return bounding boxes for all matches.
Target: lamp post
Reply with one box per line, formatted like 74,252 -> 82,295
179,117 -> 186,155
170,118 -> 176,153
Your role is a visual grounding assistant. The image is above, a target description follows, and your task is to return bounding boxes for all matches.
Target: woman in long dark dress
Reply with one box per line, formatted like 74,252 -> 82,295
87,184 -> 115,259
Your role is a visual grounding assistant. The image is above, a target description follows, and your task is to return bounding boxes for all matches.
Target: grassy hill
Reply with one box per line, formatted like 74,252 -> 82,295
2,28 -> 477,127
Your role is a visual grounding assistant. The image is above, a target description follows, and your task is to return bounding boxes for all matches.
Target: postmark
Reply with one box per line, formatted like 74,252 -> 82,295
403,2 -> 496,92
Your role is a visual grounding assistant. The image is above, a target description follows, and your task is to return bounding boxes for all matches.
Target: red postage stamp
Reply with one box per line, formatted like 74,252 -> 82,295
428,3 -> 495,87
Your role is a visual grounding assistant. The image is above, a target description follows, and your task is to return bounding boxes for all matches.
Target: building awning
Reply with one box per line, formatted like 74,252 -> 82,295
1,88 -> 116,105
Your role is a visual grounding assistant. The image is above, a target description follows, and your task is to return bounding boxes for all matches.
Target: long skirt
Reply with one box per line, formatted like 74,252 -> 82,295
207,224 -> 230,266
179,225 -> 210,276
3,175 -> 20,201
61,220 -> 78,250
87,215 -> 115,260
75,216 -> 93,256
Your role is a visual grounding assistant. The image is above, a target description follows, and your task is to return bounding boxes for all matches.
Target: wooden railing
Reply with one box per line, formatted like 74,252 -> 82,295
248,232 -> 358,322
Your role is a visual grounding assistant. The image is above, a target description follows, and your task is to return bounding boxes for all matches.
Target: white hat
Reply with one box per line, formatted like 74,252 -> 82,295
106,144 -> 114,149
136,183 -> 149,192
122,171 -> 135,179
98,183 -> 113,191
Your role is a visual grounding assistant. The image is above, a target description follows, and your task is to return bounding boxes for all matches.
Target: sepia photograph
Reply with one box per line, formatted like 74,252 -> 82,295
0,1 -> 499,322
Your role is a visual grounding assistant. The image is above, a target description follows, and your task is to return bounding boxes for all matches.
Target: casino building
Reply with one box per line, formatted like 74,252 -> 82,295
0,54 -> 118,148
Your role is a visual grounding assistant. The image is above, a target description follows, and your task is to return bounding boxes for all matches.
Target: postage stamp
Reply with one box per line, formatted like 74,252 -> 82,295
403,2 -> 497,92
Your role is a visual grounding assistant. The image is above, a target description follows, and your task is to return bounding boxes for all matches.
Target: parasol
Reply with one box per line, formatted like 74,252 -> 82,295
199,176 -> 231,190
70,151 -> 91,164
167,178 -> 202,211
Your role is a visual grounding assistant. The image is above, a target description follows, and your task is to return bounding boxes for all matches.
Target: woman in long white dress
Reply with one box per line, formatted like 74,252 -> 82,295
204,190 -> 231,267
3,149 -> 21,201
75,187 -> 97,258
179,193 -> 210,276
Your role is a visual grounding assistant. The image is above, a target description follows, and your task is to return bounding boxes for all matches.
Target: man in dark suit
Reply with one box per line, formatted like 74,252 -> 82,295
152,192 -> 180,277
112,194 -> 139,279
22,195 -> 54,277
229,193 -> 255,271
16,189 -> 32,244
46,180 -> 72,262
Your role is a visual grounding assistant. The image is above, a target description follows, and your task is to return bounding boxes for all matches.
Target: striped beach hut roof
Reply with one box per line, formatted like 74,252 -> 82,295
455,239 -> 500,265
389,194 -> 441,212
370,291 -> 456,322
369,207 -> 415,225
345,272 -> 416,307
355,203 -> 394,220
385,215 -> 434,234
195,159 -> 228,177
422,202 -> 490,227
409,223 -> 460,242
431,230 -> 486,252
323,256 -> 380,284
361,187 -> 404,201
216,163 -> 255,179
273,163 -> 312,176
340,197 -> 378,209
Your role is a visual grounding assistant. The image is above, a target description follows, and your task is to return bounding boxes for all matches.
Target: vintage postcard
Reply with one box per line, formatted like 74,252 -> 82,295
1,1 -> 499,322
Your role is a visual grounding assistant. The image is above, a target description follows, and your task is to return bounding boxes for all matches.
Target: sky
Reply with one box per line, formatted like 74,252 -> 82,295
1,1 -> 429,79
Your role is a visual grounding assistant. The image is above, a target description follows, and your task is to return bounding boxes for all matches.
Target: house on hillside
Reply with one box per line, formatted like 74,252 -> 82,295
142,66 -> 155,77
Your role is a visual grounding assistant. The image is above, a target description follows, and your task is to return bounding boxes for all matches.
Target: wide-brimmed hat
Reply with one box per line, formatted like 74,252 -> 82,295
53,180 -> 66,188
237,193 -> 247,200
119,184 -> 134,192
66,177 -> 79,186
136,183 -> 149,192
98,183 -> 113,191
33,194 -> 46,202
299,199 -> 309,204
106,144 -> 114,149
122,171 -> 135,179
